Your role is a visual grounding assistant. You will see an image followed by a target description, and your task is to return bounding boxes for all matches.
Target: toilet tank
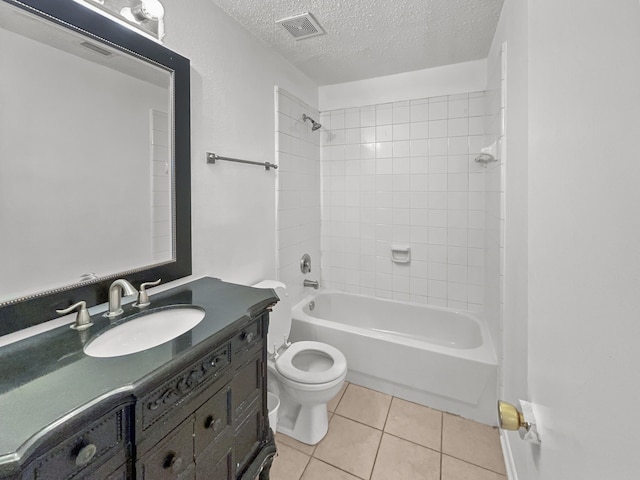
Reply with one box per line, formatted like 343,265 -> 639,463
253,280 -> 291,354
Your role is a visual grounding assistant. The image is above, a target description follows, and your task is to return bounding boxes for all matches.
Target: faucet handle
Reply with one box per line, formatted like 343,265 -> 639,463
135,279 -> 161,307
57,301 -> 93,331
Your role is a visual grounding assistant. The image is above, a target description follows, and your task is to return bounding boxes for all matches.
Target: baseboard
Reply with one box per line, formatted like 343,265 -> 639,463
500,430 -> 518,480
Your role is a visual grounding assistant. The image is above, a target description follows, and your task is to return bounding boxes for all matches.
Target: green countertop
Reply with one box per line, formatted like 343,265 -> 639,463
0,277 -> 277,472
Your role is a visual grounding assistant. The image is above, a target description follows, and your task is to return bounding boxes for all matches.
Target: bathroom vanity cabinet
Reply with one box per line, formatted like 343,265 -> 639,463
0,278 -> 278,480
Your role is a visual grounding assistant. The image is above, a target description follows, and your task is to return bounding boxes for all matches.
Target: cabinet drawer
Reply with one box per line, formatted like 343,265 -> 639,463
140,343 -> 231,431
137,418 -> 194,480
28,407 -> 128,480
194,385 -> 231,457
232,320 -> 261,354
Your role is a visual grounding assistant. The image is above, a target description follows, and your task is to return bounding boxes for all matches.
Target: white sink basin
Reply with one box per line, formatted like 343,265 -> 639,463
84,307 -> 205,358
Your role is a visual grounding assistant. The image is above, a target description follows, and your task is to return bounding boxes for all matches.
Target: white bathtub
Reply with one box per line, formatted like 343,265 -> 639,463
290,291 -> 498,425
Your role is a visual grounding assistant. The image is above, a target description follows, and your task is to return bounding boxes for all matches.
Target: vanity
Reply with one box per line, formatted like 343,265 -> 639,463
0,277 -> 279,479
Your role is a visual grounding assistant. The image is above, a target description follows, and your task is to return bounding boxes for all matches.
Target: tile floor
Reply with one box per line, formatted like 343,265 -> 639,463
270,383 -> 506,480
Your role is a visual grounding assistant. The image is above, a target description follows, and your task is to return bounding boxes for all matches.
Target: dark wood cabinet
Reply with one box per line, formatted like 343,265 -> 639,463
9,312 -> 275,480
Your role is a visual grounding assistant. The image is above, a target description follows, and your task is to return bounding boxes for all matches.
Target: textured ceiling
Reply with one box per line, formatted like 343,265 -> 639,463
209,0 -> 504,85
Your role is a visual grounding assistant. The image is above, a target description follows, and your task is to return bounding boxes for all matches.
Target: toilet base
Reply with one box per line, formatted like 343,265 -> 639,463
277,397 -> 329,445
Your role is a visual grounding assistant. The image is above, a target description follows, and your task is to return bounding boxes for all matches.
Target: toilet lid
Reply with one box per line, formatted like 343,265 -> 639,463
275,341 -> 347,384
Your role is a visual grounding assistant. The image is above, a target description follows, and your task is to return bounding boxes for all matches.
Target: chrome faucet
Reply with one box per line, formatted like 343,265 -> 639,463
303,279 -> 319,289
105,279 -> 137,318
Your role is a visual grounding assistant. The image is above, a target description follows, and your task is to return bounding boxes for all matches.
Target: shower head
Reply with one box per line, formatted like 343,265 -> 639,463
302,114 -> 322,131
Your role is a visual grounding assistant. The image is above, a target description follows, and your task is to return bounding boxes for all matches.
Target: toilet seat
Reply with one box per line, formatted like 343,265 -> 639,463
275,341 -> 347,385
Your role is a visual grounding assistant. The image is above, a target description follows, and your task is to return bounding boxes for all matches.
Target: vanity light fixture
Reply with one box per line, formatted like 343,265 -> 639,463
120,0 -> 165,38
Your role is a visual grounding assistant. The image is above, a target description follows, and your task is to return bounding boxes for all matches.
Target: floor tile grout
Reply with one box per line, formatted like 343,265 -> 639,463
273,384 -> 506,480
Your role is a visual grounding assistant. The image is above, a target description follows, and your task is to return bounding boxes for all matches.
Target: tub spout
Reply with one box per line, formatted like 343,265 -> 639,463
303,279 -> 319,289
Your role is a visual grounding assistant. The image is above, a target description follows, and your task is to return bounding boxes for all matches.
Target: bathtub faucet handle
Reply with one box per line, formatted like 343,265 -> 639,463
283,335 -> 292,348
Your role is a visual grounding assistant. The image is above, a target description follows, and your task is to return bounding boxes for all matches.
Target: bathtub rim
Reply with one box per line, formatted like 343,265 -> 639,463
291,289 -> 498,366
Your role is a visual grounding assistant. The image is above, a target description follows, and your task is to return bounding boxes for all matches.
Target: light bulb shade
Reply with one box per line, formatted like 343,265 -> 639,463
132,0 -> 164,21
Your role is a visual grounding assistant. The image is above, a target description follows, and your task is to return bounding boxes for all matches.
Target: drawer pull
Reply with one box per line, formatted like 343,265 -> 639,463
163,451 -> 183,473
243,332 -> 254,343
204,414 -> 222,432
75,443 -> 97,466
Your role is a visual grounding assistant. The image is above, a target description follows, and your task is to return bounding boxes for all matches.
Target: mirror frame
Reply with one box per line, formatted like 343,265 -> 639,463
0,0 -> 192,336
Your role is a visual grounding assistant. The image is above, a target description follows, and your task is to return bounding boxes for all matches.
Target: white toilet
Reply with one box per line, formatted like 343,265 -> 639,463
253,280 -> 347,445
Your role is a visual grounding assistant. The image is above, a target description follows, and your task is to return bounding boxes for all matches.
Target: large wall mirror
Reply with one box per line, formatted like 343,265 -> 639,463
0,0 -> 191,335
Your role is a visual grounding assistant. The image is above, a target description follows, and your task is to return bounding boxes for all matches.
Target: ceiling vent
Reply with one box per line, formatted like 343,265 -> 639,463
276,12 -> 325,40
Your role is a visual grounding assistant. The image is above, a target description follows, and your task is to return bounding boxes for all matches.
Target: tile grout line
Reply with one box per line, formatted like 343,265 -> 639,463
297,453 -> 312,480
440,410 -> 444,480
441,453 -> 508,477
367,395 -> 393,480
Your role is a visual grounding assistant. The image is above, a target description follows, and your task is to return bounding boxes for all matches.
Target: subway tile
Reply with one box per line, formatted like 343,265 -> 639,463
448,246 -> 468,265
428,280 -> 447,298
448,173 -> 469,192
393,104 -> 411,124
410,174 -> 428,191
392,175 -> 411,191
331,111 -> 345,129
361,143 -> 376,159
393,123 -> 411,140
393,140 -> 411,157
410,208 -> 429,227
448,98 -> 469,118
376,124 -> 393,142
428,209 -> 448,228
361,126 -> 376,143
410,156 -> 429,174
448,117 -> 469,137
410,139 -> 429,156
428,227 -> 447,245
449,136 -> 469,155
428,174 -> 448,192
469,96 -> 485,117
345,108 -> 360,128
428,245 -> 447,263
448,264 -> 468,284
429,119 -> 448,138
410,121 -> 429,139
393,157 -> 411,175
345,128 -> 360,145
410,259 -> 429,278
360,108 -> 376,127
428,262 -> 447,280
376,142 -> 393,159
429,101 -> 448,120
376,106 -> 393,125
429,137 -> 448,156
410,103 -> 429,122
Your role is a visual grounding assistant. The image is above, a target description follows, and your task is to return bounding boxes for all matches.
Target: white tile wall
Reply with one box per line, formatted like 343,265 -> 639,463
321,92 -> 486,310
483,44 -> 507,382
276,88 -> 321,304
150,109 -> 172,261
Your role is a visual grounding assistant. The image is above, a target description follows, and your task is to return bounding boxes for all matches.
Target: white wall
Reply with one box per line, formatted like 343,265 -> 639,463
319,60 -> 487,111
497,0 -> 640,478
156,0 -> 318,287
482,43 -> 506,380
